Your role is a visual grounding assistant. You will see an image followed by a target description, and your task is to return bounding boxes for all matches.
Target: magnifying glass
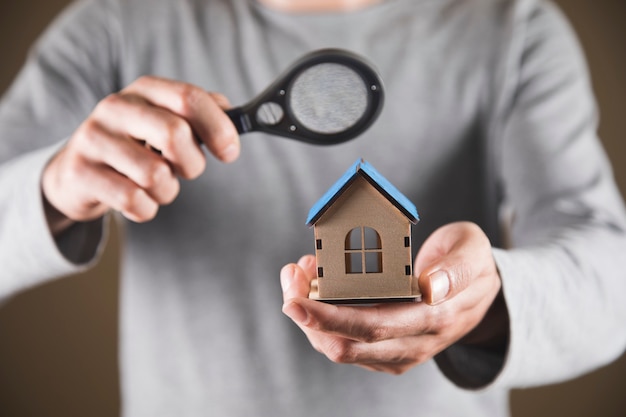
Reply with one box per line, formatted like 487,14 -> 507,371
225,49 -> 384,146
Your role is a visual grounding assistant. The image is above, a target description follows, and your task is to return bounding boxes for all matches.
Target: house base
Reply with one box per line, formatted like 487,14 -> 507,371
308,278 -> 422,304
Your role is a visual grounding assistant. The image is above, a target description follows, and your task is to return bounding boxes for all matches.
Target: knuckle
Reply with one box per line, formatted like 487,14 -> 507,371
75,120 -> 103,149
163,118 -> 191,150
309,340 -> 325,355
424,305 -> 454,335
361,326 -> 388,343
59,155 -> 87,184
67,154 -> 86,174
114,186 -> 145,214
215,121 -> 238,144
208,92 -> 230,108
77,117 -> 99,136
438,314 -> 455,331
96,93 -> 124,113
325,339 -> 357,364
72,117 -> 106,151
140,159 -> 171,189
133,75 -> 154,90
168,115 -> 192,137
414,350 -> 435,366
176,83 -> 202,114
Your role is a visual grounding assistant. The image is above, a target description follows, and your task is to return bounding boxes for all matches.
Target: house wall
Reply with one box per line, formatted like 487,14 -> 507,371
314,176 -> 413,299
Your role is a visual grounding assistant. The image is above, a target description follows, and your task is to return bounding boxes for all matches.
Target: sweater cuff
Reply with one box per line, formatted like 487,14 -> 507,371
0,143 -> 107,298
435,343 -> 507,389
434,248 -> 512,390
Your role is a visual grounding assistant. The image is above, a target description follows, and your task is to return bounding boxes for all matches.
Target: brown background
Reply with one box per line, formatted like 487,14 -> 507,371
0,0 -> 625,415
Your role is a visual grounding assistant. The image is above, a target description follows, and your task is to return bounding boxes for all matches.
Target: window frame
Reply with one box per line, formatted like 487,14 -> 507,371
345,226 -> 382,274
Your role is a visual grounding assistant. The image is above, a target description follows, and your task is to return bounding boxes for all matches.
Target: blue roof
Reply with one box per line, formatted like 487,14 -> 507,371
306,159 -> 419,226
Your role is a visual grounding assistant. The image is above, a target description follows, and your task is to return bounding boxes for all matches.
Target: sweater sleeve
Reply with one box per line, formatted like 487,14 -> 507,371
0,0 -> 120,301
436,0 -> 626,389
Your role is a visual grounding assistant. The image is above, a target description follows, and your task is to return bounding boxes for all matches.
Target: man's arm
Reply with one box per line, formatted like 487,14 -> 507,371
278,0 -> 626,390
0,0 -> 241,301
0,0 -> 119,299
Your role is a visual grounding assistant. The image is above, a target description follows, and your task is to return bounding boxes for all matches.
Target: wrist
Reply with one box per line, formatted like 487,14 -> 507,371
461,288 -> 510,351
42,191 -> 75,237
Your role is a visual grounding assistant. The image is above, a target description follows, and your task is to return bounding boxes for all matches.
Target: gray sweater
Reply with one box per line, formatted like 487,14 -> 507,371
1,0 -> 626,416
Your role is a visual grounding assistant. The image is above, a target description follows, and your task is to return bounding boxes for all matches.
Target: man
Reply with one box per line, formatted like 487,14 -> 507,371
1,0 -> 625,415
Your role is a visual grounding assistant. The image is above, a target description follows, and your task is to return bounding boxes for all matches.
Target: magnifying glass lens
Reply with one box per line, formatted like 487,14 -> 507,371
289,63 -> 368,134
256,102 -> 284,126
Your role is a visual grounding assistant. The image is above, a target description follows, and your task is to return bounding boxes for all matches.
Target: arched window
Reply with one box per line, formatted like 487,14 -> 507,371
345,227 -> 382,274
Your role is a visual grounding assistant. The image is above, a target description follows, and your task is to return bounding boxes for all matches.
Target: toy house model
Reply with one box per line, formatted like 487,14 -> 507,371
306,159 -> 421,303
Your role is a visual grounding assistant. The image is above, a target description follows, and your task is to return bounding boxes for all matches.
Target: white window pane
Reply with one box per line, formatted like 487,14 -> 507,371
365,252 -> 382,273
345,253 -> 363,273
363,227 -> 381,249
345,228 -> 362,250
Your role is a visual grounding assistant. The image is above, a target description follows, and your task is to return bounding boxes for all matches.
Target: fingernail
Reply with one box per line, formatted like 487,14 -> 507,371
220,142 -> 240,163
280,265 -> 295,292
283,302 -> 308,325
429,270 -> 450,305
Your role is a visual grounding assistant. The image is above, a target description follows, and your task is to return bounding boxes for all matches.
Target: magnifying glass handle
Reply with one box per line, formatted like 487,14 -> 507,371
226,107 -> 252,134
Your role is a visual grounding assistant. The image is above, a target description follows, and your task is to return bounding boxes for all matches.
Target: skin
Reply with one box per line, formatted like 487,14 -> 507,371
42,0 -> 507,376
42,76 -> 240,235
42,0 -> 382,233
281,222 -> 505,374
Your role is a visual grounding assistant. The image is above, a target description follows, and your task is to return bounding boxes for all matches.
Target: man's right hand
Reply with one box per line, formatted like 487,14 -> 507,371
41,76 -> 240,235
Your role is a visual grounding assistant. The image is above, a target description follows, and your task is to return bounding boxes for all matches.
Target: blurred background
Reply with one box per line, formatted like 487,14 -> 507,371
0,0 -> 624,415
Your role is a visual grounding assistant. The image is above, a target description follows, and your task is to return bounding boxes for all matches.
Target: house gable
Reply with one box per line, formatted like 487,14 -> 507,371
306,159 -> 419,227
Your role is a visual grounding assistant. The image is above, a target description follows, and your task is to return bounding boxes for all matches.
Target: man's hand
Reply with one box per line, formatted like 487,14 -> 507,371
280,222 -> 503,375
42,76 -> 240,234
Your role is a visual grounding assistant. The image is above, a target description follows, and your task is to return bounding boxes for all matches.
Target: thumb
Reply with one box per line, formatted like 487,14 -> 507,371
418,263 -> 471,305
415,222 -> 489,305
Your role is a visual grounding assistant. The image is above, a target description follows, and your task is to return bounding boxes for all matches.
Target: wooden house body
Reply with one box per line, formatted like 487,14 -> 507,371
306,159 -> 420,303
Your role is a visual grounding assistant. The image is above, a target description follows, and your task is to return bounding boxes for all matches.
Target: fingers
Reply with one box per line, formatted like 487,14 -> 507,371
415,222 -> 498,305
280,258 -> 315,301
279,241 -> 501,375
42,76 -> 240,228
92,93 -> 205,179
302,332 -> 442,375
279,224 -> 502,376
44,150 -> 160,223
278,261 -> 445,375
280,258 -> 431,343
78,164 -> 159,223
122,76 -> 240,163
77,120 -> 180,205
286,299 -> 433,343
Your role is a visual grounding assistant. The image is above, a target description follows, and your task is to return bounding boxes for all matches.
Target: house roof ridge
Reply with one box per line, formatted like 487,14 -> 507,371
306,159 -> 419,226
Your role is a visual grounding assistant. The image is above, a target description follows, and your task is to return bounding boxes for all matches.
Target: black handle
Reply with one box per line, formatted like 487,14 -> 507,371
225,107 -> 253,134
